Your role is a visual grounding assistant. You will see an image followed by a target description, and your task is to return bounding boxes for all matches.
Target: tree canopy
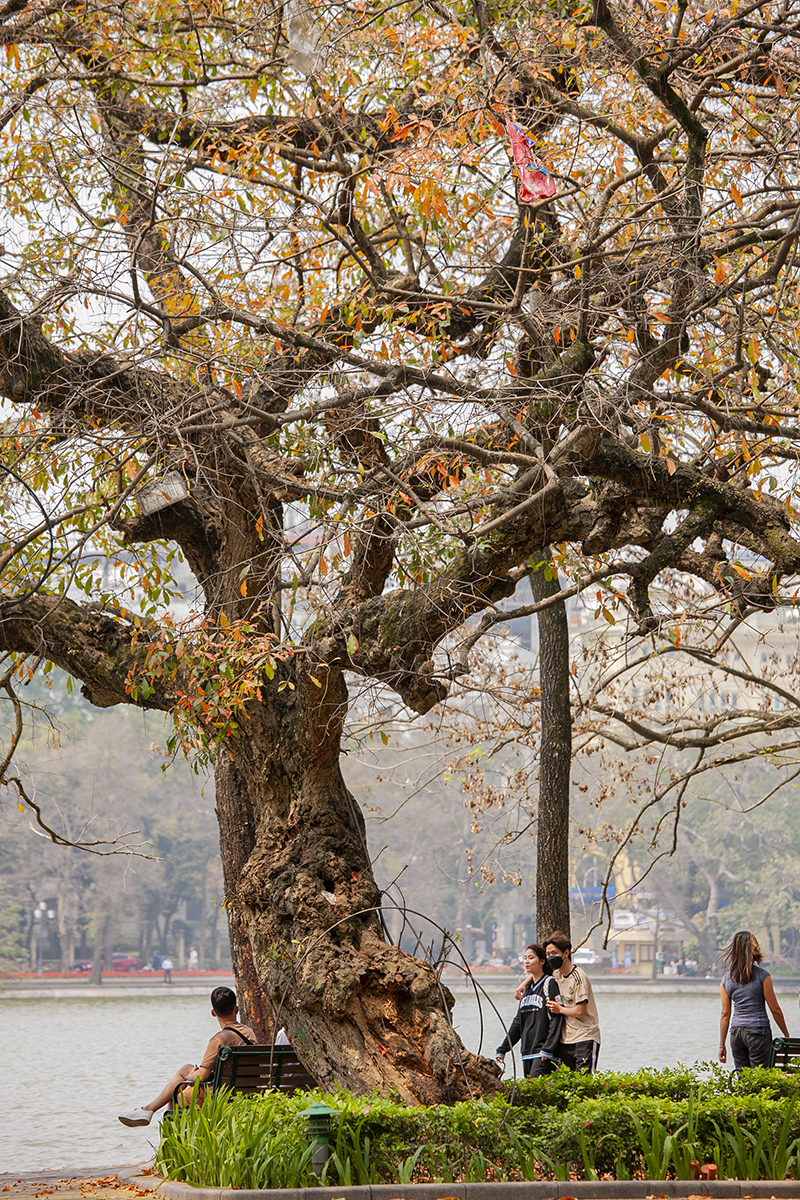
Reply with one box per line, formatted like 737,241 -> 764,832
4,0 -> 800,1097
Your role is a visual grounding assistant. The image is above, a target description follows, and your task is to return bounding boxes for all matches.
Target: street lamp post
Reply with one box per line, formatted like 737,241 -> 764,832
33,902 -> 55,974
46,908 -> 56,972
35,902 -> 48,973
33,907 -> 42,974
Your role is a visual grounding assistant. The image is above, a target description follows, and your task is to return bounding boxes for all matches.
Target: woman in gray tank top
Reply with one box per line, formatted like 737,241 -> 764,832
719,931 -> 790,1070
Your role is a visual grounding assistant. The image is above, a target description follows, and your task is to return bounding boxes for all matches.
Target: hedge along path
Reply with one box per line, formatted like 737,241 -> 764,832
146,1072 -> 800,1189
117,1170 -> 800,1199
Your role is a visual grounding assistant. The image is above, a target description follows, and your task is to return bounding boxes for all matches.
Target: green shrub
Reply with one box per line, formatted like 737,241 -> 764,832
156,1085 -> 315,1189
154,1066 -> 800,1188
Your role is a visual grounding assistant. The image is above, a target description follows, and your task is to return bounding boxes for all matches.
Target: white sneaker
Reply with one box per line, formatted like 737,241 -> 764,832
119,1107 -> 154,1127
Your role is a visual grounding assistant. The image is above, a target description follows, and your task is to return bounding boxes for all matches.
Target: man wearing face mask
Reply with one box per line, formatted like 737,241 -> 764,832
543,931 -> 601,1074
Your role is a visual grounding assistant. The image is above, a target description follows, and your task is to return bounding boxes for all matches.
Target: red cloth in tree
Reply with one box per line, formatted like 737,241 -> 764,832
505,118 -> 557,203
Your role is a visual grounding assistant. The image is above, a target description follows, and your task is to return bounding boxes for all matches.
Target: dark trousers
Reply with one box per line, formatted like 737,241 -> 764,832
561,1040 -> 600,1074
525,1056 -> 559,1077
730,1025 -> 772,1070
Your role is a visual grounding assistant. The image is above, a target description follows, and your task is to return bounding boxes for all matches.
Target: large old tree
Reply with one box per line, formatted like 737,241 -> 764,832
5,0 -> 800,1098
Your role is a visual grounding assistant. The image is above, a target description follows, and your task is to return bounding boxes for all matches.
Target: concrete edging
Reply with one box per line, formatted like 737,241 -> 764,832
117,1170 -> 800,1199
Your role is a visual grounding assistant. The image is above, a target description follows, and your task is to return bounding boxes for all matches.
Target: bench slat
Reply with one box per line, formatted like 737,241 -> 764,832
212,1044 -> 318,1096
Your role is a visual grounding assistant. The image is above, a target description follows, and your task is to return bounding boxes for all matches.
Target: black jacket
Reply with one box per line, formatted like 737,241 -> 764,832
496,974 -> 564,1064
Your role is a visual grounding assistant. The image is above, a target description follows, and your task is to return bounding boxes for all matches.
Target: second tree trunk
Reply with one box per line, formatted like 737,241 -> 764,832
530,557 -> 572,941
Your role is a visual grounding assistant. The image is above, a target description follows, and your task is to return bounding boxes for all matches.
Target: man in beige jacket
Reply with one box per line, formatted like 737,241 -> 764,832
544,931 -> 601,1073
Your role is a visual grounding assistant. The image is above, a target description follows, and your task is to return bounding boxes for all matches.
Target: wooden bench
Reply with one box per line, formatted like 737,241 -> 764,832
173,1045 -> 318,1105
211,1044 -> 318,1095
769,1037 -> 800,1071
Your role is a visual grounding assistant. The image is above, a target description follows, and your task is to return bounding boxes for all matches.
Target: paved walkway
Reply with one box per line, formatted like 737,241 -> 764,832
0,1169 -> 150,1200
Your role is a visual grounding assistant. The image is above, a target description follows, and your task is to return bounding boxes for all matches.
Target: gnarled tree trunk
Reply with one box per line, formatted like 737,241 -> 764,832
216,660 -> 495,1102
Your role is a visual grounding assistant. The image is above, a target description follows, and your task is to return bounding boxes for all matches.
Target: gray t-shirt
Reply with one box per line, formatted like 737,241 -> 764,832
724,964 -> 770,1028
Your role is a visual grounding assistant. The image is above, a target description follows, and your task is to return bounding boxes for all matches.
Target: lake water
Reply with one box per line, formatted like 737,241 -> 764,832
0,991 -> 740,1174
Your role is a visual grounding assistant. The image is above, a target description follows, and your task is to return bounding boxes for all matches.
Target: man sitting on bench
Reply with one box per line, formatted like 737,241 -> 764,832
118,985 -> 257,1126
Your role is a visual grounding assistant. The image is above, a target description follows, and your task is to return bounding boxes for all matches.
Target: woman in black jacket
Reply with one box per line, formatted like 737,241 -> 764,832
495,943 -> 564,1076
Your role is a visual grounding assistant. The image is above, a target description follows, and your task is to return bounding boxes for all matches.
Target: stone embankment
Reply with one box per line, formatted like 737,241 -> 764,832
0,973 -> 235,999
3,971 -> 800,1000
431,974 -> 800,996
117,1168 -> 800,1199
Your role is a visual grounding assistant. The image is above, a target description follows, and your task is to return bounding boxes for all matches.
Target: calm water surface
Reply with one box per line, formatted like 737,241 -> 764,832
1,992 -> 735,1173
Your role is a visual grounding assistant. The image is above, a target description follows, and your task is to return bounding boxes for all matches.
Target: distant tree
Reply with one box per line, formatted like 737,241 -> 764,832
5,0 -> 800,1098
0,872 -> 25,971
647,755 -> 800,967
0,686 -> 221,971
442,605 -> 800,957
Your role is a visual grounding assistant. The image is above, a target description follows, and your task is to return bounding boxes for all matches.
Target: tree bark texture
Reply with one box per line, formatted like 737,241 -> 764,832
530,559 -> 573,941
215,661 -> 495,1102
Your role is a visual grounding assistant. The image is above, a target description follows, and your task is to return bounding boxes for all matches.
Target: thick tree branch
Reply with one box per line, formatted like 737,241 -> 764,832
0,595 -> 174,710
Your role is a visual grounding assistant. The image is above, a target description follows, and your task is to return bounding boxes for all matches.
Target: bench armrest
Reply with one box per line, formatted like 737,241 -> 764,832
171,1078 -> 211,1105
